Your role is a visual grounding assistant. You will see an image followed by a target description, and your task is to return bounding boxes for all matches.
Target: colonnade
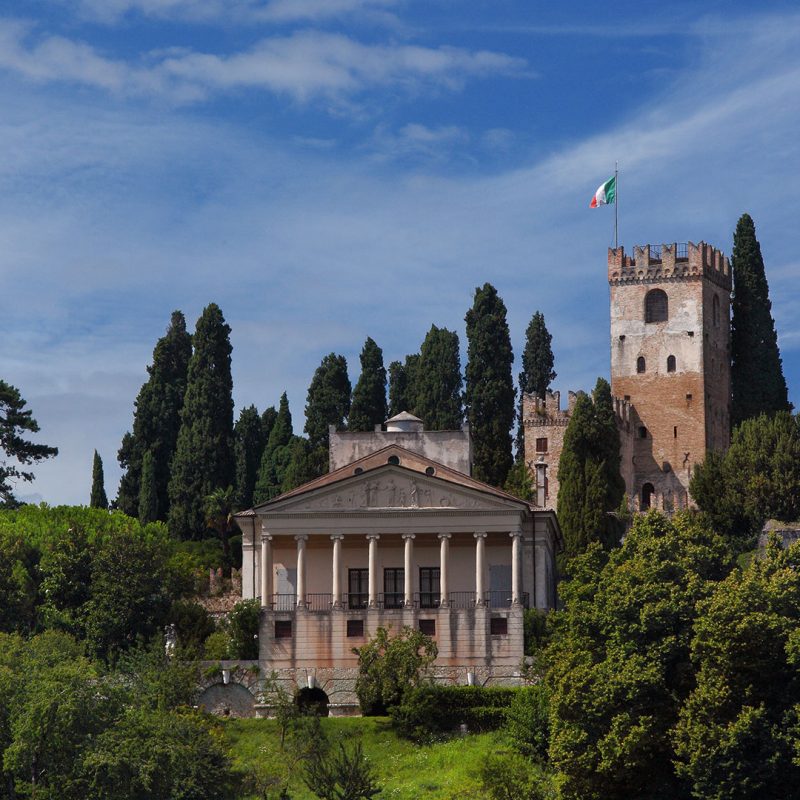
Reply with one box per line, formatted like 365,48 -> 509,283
259,528 -> 524,610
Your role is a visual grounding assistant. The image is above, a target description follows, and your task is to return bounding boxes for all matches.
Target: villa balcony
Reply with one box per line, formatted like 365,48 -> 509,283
265,591 -> 530,612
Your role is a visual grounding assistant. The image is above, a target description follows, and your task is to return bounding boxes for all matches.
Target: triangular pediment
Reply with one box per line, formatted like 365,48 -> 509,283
262,465 -> 525,514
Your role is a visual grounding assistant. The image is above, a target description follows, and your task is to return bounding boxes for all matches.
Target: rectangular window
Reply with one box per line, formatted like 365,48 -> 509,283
346,619 -> 364,638
674,426 -> 678,439
383,568 -> 404,609
490,617 -> 508,635
419,567 -> 440,609
348,568 -> 369,609
274,620 -> 292,639
419,619 -> 436,636
535,437 -> 548,453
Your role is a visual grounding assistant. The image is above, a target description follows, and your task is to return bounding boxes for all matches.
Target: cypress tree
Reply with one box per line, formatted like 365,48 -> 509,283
138,450 -> 158,523
414,325 -> 463,430
557,378 -> 625,561
261,406 -> 278,443
516,311 -> 556,460
388,355 -> 421,417
282,437 -> 317,493
90,450 -> 108,509
233,405 -> 268,510
254,393 -> 293,504
731,213 -> 790,427
116,310 -> 192,519
304,353 -> 351,476
167,303 -> 235,539
465,283 -> 516,486
349,338 -> 388,432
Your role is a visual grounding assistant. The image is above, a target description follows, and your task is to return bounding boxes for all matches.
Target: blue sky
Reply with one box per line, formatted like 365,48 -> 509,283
1,0 -> 799,505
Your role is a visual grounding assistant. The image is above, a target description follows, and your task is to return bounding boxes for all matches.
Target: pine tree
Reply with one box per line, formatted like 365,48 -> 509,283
254,393 -> 294,504
233,405 -> 268,510
731,213 -> 791,427
167,304 -> 235,539
516,311 -> 556,460
414,325 -> 463,430
349,338 -> 388,432
90,450 -> 108,509
304,353 -> 351,476
0,379 -> 58,506
557,379 -> 626,561
116,311 -> 192,519
138,450 -> 158,523
465,283 -> 516,487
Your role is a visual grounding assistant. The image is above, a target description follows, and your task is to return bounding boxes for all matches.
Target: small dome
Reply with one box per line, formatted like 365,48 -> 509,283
385,411 -> 424,433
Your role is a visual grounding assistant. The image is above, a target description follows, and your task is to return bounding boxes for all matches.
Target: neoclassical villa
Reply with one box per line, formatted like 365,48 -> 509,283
234,412 -> 562,715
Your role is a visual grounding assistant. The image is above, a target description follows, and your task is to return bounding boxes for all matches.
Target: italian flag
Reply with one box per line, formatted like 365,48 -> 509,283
590,175 -> 616,208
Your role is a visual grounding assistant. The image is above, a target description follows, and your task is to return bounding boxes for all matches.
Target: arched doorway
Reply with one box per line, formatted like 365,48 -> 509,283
641,483 -> 655,510
295,686 -> 330,716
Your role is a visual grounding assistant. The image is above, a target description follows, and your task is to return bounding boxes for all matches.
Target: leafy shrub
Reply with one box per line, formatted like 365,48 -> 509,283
505,684 -> 550,761
227,599 -> 260,660
169,600 -> 216,656
354,626 -> 437,715
478,752 -> 555,800
391,685 -> 519,741
204,630 -> 231,660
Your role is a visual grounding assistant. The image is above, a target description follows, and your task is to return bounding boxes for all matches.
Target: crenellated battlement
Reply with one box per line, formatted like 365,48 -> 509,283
522,389 -> 581,428
608,241 -> 731,290
613,395 -> 632,427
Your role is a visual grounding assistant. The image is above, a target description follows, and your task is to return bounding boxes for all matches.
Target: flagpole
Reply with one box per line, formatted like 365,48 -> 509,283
614,161 -> 618,250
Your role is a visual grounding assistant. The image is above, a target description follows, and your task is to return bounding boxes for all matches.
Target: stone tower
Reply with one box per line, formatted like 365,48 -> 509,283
608,242 -> 731,511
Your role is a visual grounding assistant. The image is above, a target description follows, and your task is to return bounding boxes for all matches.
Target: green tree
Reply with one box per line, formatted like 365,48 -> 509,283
503,460 -> 534,502
227,599 -> 260,659
304,740 -> 381,800
0,379 -> 58,507
691,411 -> 800,539
349,337 -> 388,432
0,529 -> 39,634
254,393 -> 294,503
203,486 -> 237,576
116,311 -> 192,519
731,213 -> 791,427
282,436 -> 317,493
414,325 -> 463,430
516,311 -> 556,459
137,450 -> 158,523
547,511 -> 733,800
233,405 -> 268,510
388,359 -> 412,417
90,450 -> 108,509
465,283 -> 515,486
674,538 -> 800,799
556,379 -> 625,561
305,353 -> 351,475
261,405 -> 278,442
353,626 -> 437,715
168,304 -> 235,539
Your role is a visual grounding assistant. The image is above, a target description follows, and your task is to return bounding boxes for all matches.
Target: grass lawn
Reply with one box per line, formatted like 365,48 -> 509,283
223,716 -> 508,799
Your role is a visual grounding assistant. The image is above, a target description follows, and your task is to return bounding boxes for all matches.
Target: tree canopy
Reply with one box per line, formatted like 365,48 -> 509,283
730,213 -> 791,427
414,325 -> 463,430
465,283 -> 515,487
0,380 -> 58,507
349,337 -> 388,432
168,304 -> 234,539
305,353 -> 351,476
90,450 -> 108,509
233,404 -> 268,510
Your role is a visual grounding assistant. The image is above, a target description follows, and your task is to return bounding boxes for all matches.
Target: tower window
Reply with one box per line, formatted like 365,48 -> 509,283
667,355 -> 676,372
674,426 -> 678,438
637,356 -> 646,373
641,483 -> 655,509
535,437 -> 548,453
638,426 -> 648,439
645,289 -> 668,323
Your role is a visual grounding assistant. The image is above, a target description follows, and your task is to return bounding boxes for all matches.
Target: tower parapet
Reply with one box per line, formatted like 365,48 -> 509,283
608,242 -> 731,291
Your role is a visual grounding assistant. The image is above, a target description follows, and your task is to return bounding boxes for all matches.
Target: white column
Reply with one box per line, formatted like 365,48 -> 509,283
510,530 -> 523,606
474,532 -> 487,606
260,530 -> 272,608
402,533 -> 415,607
295,534 -> 308,608
438,533 -> 451,607
367,534 -> 380,608
331,534 -> 343,608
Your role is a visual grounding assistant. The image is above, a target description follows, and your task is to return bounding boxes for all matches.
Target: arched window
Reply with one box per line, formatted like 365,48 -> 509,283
637,356 -> 646,373
645,289 -> 668,323
667,355 -> 676,372
712,294 -> 720,327
641,483 -> 655,510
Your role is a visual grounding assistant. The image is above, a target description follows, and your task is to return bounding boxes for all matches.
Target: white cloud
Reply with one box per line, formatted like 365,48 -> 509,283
368,122 -> 470,161
0,23 -> 527,103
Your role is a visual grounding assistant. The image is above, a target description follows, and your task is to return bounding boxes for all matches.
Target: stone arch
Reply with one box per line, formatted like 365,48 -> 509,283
296,686 -> 330,716
637,356 -> 646,374
667,355 -> 676,373
641,483 -> 655,510
197,682 -> 256,718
